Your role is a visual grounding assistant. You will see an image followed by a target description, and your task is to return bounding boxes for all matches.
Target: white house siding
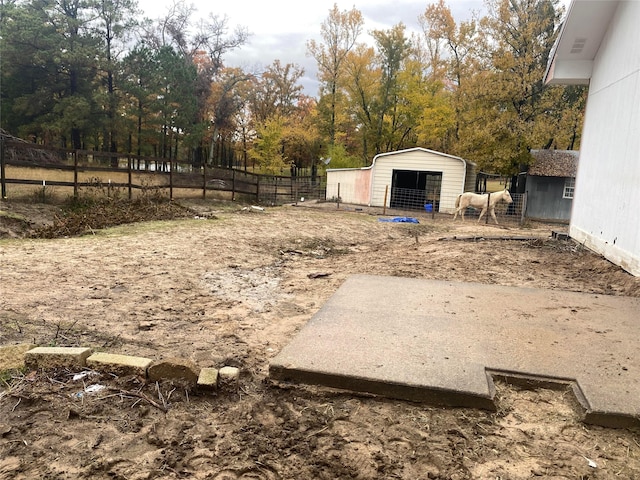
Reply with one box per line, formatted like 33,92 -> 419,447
370,149 -> 467,212
326,168 -> 372,205
569,1 -> 640,276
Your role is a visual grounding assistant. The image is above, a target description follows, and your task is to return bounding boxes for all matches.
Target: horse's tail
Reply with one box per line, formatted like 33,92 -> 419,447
455,194 -> 461,209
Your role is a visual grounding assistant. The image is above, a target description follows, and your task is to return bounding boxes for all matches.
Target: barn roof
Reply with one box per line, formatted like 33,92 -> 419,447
327,147 -> 475,172
529,150 -> 579,177
370,147 -> 476,169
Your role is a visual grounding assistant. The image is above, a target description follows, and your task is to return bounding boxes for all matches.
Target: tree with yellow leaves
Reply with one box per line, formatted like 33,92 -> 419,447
307,4 -> 364,147
249,116 -> 287,175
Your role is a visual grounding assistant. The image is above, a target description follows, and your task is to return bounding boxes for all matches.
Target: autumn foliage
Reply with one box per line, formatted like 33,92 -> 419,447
0,0 -> 583,176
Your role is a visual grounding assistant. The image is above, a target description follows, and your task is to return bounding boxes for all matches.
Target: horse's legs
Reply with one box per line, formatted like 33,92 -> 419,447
477,207 -> 487,223
490,208 -> 498,224
453,205 -> 465,221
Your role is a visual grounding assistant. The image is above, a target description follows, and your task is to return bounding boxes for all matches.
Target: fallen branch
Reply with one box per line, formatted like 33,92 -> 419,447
437,235 -> 542,242
107,387 -> 168,413
308,272 -> 331,279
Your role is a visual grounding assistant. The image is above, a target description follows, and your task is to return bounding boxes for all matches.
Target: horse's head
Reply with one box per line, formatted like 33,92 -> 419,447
504,189 -> 513,203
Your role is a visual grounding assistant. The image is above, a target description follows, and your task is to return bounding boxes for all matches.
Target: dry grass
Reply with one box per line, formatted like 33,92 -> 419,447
485,178 -> 510,192
2,165 -> 232,203
3,165 -> 172,202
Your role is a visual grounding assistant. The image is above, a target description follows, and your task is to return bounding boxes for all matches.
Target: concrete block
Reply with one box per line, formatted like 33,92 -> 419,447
148,357 -> 200,385
197,368 -> 219,390
552,230 -> 570,241
218,366 -> 239,391
86,352 -> 153,377
0,344 -> 37,371
24,346 -> 92,370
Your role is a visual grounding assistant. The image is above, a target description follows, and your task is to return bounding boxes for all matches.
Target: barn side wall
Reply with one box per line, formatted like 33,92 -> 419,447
464,163 -> 476,193
326,168 -> 372,205
370,151 -> 466,212
569,1 -> 640,276
525,176 -> 572,222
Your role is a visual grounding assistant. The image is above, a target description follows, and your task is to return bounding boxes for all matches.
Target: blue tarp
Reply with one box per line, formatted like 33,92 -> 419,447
378,217 -> 419,223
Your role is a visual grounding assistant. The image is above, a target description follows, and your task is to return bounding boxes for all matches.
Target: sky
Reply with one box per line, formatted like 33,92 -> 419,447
136,0 -> 569,96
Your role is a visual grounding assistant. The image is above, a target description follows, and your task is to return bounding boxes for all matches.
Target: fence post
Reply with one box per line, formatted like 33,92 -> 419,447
169,160 -> 173,200
520,192 -> 527,225
256,175 -> 260,203
292,175 -> 298,204
486,192 -> 491,224
202,162 -> 207,199
337,183 -> 340,209
232,169 -> 236,201
274,175 -> 278,205
1,137 -> 6,199
383,185 -> 389,215
73,151 -> 78,199
127,156 -> 132,200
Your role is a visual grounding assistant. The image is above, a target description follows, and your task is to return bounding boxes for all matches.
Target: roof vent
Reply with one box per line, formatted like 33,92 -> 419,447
570,38 -> 587,54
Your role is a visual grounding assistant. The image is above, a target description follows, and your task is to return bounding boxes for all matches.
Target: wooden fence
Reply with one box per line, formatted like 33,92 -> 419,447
0,138 -> 326,204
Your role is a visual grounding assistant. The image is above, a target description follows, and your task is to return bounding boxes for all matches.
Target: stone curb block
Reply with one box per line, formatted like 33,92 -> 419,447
86,352 -> 153,377
24,347 -> 93,370
0,344 -> 37,371
5,347 -> 242,393
197,368 -> 219,391
218,366 -> 240,391
148,358 -> 200,385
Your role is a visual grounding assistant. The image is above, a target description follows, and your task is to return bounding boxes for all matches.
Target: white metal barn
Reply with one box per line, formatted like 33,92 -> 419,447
326,147 -> 475,213
545,0 -> 640,276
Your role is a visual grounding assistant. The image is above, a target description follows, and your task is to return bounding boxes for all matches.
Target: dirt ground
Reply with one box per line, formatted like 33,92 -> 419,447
1,198 -> 640,479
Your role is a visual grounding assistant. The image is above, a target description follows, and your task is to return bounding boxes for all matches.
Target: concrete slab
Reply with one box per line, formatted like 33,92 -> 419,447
270,275 -> 640,428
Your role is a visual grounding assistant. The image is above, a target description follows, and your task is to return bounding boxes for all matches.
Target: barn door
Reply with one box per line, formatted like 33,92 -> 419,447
424,172 -> 442,211
390,170 -> 442,210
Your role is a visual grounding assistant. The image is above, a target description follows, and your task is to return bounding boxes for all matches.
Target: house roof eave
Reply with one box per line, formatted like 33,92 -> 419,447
544,0 -> 620,85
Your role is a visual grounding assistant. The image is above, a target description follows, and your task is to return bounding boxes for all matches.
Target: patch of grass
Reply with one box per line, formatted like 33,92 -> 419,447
0,210 -> 28,222
486,179 -> 510,192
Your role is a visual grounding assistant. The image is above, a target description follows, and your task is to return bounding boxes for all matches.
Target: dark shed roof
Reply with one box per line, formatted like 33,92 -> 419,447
529,150 -> 579,177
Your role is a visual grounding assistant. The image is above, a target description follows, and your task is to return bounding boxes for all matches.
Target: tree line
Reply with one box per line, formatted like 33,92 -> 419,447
0,0 -> 585,176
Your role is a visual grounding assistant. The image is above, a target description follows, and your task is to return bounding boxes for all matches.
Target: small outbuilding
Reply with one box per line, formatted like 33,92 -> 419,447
326,147 -> 476,213
523,149 -> 578,222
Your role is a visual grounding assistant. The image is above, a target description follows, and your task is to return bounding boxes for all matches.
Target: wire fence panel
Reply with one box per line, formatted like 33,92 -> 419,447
256,175 -> 326,205
387,189 -> 526,225
325,184 -> 527,225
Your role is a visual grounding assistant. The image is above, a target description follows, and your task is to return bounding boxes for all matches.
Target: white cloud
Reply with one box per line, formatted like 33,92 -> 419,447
137,0 -> 569,95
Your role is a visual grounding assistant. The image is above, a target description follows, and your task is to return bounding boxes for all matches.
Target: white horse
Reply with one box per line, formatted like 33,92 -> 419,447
453,189 -> 513,224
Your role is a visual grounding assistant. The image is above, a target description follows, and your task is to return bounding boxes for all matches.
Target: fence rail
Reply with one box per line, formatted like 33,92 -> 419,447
0,139 -> 326,204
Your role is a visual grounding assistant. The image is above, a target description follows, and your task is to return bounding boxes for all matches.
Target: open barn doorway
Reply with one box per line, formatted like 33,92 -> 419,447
390,170 -> 442,210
